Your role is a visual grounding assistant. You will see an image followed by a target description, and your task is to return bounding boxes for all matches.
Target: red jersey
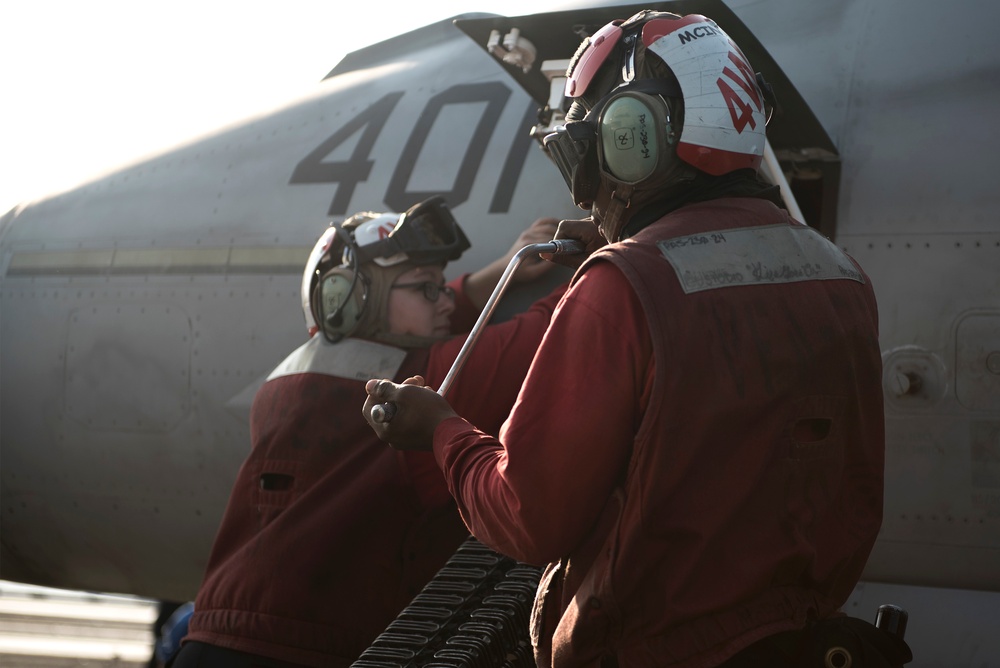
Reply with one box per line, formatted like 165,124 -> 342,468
434,199 -> 884,667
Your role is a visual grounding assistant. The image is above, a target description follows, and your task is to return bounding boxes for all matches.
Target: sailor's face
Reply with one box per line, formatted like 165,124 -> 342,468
386,265 -> 454,338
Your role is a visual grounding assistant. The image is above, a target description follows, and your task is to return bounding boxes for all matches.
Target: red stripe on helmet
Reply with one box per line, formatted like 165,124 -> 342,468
677,142 -> 763,176
566,22 -> 623,98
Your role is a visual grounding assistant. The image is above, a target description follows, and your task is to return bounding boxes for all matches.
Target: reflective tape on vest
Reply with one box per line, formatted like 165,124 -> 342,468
267,336 -> 407,381
656,224 -> 865,294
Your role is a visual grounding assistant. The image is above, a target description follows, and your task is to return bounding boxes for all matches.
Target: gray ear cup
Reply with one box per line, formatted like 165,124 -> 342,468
599,94 -> 661,182
601,91 -> 678,184
318,272 -> 362,341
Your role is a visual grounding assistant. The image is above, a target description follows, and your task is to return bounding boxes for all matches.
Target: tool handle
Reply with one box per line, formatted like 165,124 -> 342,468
370,239 -> 584,424
436,239 -> 583,398
370,401 -> 396,424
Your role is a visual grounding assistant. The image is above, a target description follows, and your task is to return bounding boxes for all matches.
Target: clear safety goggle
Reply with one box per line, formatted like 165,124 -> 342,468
354,196 -> 470,266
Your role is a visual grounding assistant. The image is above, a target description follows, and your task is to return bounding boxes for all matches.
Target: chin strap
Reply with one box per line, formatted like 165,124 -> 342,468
598,184 -> 635,242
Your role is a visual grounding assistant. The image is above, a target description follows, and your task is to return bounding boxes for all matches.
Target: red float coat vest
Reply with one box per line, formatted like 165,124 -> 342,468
187,282 -> 565,666
544,200 -> 884,667
433,199 -> 884,668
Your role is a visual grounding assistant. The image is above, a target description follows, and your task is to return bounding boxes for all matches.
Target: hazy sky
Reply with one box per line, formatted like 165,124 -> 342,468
0,0 -> 566,216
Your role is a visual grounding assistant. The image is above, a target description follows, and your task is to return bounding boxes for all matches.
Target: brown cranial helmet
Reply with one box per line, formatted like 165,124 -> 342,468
301,196 -> 470,344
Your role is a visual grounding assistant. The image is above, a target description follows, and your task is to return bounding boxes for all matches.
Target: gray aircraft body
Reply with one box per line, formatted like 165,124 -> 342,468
1,0 -> 998,664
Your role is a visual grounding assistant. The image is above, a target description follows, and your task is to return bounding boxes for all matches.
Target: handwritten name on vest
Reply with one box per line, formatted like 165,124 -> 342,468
657,225 -> 865,294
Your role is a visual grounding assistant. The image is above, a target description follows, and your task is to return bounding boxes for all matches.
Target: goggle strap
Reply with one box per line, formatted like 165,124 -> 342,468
353,237 -> 403,265
583,78 -> 682,125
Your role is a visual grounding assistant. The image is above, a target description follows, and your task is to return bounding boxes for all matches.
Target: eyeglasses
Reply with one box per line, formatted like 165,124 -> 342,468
391,281 -> 456,303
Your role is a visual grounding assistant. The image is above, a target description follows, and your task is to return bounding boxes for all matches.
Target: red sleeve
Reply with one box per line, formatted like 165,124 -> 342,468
446,273 -> 479,334
406,282 -> 568,510
426,282 -> 568,435
433,262 -> 654,564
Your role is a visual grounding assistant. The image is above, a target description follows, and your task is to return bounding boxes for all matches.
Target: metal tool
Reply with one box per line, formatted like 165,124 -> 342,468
370,238 -> 584,423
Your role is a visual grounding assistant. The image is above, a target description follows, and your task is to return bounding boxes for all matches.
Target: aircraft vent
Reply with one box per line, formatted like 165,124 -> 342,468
351,536 -> 541,668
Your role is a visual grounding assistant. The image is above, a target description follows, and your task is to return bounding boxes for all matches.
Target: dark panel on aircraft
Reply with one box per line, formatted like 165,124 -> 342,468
455,2 -> 835,152
325,16 -> 498,81
454,2 -> 842,237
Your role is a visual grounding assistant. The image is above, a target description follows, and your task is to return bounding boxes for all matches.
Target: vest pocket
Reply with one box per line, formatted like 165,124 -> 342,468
251,460 -> 306,512
258,472 -> 294,491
